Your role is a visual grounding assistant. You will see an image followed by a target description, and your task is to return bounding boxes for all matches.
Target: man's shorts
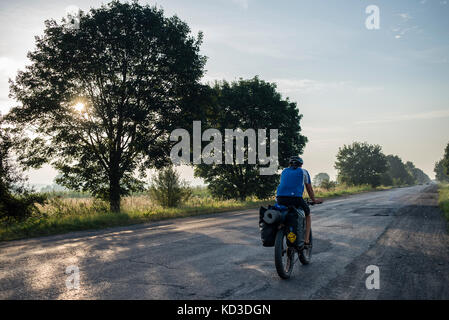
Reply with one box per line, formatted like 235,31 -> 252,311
276,196 -> 311,216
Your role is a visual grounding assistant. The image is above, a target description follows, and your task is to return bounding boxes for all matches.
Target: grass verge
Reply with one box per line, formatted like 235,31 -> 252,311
314,184 -> 392,198
0,184 -> 393,242
0,198 -> 271,241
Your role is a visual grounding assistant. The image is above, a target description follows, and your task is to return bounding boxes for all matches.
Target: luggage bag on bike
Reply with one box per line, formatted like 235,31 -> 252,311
283,208 -> 305,248
259,205 -> 288,247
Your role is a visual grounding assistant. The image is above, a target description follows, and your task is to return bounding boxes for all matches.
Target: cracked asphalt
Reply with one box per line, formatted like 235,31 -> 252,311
0,184 -> 448,299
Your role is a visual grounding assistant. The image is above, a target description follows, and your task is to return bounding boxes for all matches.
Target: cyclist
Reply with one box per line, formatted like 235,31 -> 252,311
276,156 -> 322,247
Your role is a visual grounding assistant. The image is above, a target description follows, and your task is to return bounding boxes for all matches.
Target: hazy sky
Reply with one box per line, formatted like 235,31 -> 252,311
1,0 -> 448,186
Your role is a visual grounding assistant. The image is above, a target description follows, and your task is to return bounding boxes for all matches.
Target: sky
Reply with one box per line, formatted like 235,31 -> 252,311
0,0 -> 448,186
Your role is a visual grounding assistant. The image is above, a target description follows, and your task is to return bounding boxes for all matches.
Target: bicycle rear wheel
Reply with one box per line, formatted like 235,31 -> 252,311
274,229 -> 295,279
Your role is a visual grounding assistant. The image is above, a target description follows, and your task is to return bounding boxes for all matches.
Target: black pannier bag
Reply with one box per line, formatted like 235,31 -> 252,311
284,209 -> 299,247
284,207 -> 305,248
259,206 -> 278,247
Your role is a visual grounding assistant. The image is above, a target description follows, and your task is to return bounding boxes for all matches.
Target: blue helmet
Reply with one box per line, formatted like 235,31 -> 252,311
289,156 -> 303,166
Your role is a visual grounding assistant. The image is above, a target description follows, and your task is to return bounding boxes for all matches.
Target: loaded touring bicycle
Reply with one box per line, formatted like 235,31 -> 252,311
259,199 -> 318,279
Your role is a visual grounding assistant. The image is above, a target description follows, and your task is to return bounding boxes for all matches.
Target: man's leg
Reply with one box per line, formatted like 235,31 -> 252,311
298,198 -> 311,244
305,215 -> 311,244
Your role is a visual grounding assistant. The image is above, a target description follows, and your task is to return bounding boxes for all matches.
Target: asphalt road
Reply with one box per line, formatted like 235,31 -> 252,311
1,184 -> 448,299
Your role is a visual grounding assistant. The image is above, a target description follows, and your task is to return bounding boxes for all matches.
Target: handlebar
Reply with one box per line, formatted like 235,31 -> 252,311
306,199 -> 322,206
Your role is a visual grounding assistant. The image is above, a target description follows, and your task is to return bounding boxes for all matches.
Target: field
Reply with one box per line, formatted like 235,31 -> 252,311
0,184 -> 392,241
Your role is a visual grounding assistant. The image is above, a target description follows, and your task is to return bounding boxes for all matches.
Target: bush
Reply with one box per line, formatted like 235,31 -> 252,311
0,187 -> 46,221
0,120 -> 46,221
320,180 -> 337,190
149,166 -> 192,207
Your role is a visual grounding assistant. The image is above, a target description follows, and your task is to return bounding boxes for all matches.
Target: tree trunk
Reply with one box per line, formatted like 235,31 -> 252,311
239,188 -> 247,201
109,166 -> 121,213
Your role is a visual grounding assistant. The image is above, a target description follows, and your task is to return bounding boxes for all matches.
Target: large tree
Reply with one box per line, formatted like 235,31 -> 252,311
335,142 -> 387,187
443,142 -> 449,176
435,159 -> 449,183
5,1 -> 206,212
194,77 -> 307,200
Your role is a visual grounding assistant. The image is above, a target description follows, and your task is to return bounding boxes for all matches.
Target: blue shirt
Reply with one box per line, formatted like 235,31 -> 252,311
276,167 -> 311,197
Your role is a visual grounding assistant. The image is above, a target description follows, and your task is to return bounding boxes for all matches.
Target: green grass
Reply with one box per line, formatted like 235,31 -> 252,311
314,184 -> 392,198
0,184 -> 393,242
0,194 -> 272,241
438,184 -> 449,222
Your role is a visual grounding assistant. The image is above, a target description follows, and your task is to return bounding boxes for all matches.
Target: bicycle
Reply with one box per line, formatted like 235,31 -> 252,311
274,199 -> 318,279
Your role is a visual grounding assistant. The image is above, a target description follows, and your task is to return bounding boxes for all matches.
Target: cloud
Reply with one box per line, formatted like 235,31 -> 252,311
303,126 -> 348,134
393,25 -> 419,39
0,57 -> 26,115
0,57 -> 20,77
355,109 -> 449,125
272,78 -> 384,95
272,78 -> 327,94
231,0 -> 249,9
397,13 -> 412,22
392,13 -> 419,39
196,25 -> 314,60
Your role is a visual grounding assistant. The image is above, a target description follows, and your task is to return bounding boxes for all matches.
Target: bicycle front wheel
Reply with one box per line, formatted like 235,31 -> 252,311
274,229 -> 295,279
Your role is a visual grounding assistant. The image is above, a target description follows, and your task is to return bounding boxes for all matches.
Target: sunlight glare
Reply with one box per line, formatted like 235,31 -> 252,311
73,102 -> 85,113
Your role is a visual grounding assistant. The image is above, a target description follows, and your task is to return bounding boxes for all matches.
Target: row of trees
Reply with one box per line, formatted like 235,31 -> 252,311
312,142 -> 430,189
332,142 -> 430,187
434,142 -> 449,183
153,139 -> 431,208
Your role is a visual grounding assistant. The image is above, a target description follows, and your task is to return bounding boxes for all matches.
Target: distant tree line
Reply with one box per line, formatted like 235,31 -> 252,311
329,141 -> 430,188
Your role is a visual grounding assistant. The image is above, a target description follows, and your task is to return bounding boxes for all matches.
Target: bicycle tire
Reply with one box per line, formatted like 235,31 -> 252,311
274,229 -> 294,279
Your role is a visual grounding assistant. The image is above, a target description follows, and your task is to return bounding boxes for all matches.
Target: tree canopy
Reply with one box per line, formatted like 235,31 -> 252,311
433,142 -> 449,183
5,1 -> 206,212
194,77 -> 307,200
435,158 -> 449,183
443,142 -> 449,177
335,142 -> 387,187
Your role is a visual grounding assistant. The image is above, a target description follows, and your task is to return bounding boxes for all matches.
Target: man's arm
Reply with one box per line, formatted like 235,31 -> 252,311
305,183 -> 323,204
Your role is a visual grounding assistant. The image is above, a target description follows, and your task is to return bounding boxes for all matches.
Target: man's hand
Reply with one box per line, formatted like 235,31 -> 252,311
312,198 -> 323,204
